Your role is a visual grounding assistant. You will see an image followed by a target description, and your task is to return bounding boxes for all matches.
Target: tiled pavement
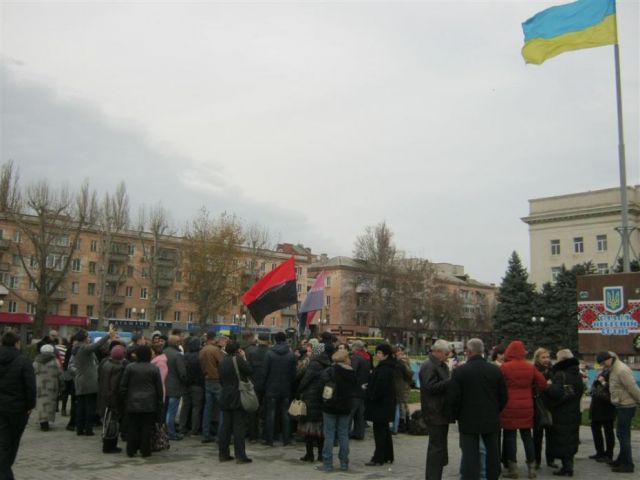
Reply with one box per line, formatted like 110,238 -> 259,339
14,418 -> 639,480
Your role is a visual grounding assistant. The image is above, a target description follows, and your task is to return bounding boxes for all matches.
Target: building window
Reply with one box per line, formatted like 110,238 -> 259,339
126,286 -> 133,297
128,244 -> 135,255
573,237 -> 584,254
127,266 -> 134,277
125,307 -> 133,319
155,310 -> 163,321
70,304 -> 78,316
174,311 -> 181,322
9,276 -> 19,289
187,312 -> 193,323
8,300 -> 17,313
175,290 -> 182,301
30,256 -> 38,268
141,268 -> 149,278
297,283 -> 302,293
86,305 -> 94,317
29,279 -> 36,290
140,287 -> 148,299
139,309 -> 146,320
271,317 -> 276,327
597,263 -> 609,275
551,267 -> 562,282
295,267 -> 302,277
27,303 -> 36,314
175,271 -> 183,282
89,261 -> 96,274
596,234 -> 608,252
12,254 -> 20,266
550,239 -> 560,256
71,258 -> 81,272
71,281 -> 79,294
88,283 -> 96,296
90,240 -> 98,252
74,238 -> 81,250
12,231 -> 21,243
326,296 -> 330,306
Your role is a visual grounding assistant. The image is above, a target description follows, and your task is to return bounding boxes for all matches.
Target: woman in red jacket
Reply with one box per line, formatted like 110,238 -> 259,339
500,340 -> 547,479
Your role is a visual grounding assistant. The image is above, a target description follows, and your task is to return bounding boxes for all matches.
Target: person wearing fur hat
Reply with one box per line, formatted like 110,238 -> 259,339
543,349 -> 584,477
97,345 -> 127,453
33,343 -> 63,431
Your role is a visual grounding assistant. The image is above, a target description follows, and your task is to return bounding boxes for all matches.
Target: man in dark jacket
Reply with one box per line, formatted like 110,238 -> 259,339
0,331 -> 36,480
448,338 -> 507,480
349,340 -> 370,440
164,335 -> 187,441
179,336 -> 205,436
420,339 -> 452,480
260,331 -> 296,446
245,334 -> 269,442
97,344 -> 127,453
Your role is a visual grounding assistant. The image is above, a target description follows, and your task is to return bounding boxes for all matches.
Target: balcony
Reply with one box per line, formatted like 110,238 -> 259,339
0,262 -> 9,272
103,294 -> 125,305
155,298 -> 172,309
49,244 -> 70,255
157,275 -> 174,288
109,251 -> 129,263
156,248 -> 178,267
49,290 -> 66,302
105,273 -> 125,284
0,238 -> 10,250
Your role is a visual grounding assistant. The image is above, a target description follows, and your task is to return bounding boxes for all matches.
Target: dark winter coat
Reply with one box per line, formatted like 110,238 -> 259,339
0,346 -> 36,413
350,352 -> 370,399
120,362 -> 164,414
245,343 -> 269,388
365,356 -> 397,423
419,354 -> 451,426
589,368 -> 616,422
184,337 -> 204,388
164,344 -> 187,398
261,341 -> 296,398
320,363 -> 358,415
219,354 -> 253,411
72,334 -> 110,395
97,357 -> 126,415
499,341 -> 547,430
394,357 -> 414,404
448,355 -> 508,434
297,354 -> 331,422
544,357 -> 584,459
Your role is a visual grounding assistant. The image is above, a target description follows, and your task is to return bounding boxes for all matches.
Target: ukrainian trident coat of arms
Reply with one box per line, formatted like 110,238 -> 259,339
603,286 -> 624,313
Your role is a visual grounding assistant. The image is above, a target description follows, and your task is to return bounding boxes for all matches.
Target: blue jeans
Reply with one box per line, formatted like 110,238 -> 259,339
322,412 -> 350,471
264,396 -> 290,444
166,397 -> 181,438
616,407 -> 636,466
392,403 -> 400,434
202,382 -> 222,440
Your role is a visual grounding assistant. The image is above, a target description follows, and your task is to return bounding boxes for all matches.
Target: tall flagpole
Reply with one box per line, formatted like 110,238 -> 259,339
613,9 -> 631,273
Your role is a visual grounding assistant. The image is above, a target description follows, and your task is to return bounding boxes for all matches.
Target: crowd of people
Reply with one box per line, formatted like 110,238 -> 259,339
1,327 -> 639,480
420,339 -> 640,479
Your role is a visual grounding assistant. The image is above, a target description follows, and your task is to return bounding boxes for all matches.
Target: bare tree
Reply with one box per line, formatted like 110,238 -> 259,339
96,182 -> 130,322
137,203 -> 175,327
2,162 -> 97,337
0,161 -> 20,213
185,209 -> 244,328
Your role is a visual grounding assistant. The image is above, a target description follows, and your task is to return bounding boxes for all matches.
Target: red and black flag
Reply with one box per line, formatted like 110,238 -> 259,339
241,256 -> 297,324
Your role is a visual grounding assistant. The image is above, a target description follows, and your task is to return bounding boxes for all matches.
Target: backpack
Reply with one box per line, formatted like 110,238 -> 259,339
407,409 -> 428,435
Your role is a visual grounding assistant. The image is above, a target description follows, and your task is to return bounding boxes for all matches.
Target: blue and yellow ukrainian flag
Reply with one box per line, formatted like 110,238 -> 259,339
522,0 -> 618,65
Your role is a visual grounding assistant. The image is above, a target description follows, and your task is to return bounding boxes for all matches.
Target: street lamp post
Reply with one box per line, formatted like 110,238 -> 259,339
531,316 -> 545,347
132,307 -> 145,321
412,318 -> 424,354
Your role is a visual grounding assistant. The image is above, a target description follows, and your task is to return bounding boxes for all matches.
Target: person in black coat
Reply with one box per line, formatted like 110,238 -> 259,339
0,331 -> 36,480
588,365 -> 616,462
365,343 -> 397,466
120,345 -> 164,458
259,332 -> 296,446
544,349 -> 585,477
297,345 -> 332,462
179,336 -> 205,437
217,341 -> 253,464
245,335 -> 269,442
420,339 -> 452,480
318,349 -> 358,472
349,341 -> 370,440
447,338 -> 507,480
97,345 -> 127,453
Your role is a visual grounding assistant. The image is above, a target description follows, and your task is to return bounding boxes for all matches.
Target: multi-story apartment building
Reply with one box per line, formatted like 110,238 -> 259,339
522,185 -> 640,288
0,215 -> 315,337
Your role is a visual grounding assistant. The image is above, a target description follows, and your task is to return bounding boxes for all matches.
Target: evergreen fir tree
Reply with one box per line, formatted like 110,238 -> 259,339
494,251 -> 536,348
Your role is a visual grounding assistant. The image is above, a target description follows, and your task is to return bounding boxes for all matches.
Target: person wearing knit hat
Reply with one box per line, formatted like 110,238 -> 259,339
97,341 -> 127,454
40,344 -> 55,354
33,342 -> 62,431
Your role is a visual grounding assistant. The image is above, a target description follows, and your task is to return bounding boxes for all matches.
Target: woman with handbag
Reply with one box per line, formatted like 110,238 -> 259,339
218,341 -> 253,464
97,345 -> 127,453
544,349 -> 585,477
588,364 -> 615,463
296,343 -> 332,462
533,347 -> 556,470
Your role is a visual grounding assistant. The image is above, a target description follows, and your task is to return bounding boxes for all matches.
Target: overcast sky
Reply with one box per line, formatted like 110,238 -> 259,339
1,0 -> 638,285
